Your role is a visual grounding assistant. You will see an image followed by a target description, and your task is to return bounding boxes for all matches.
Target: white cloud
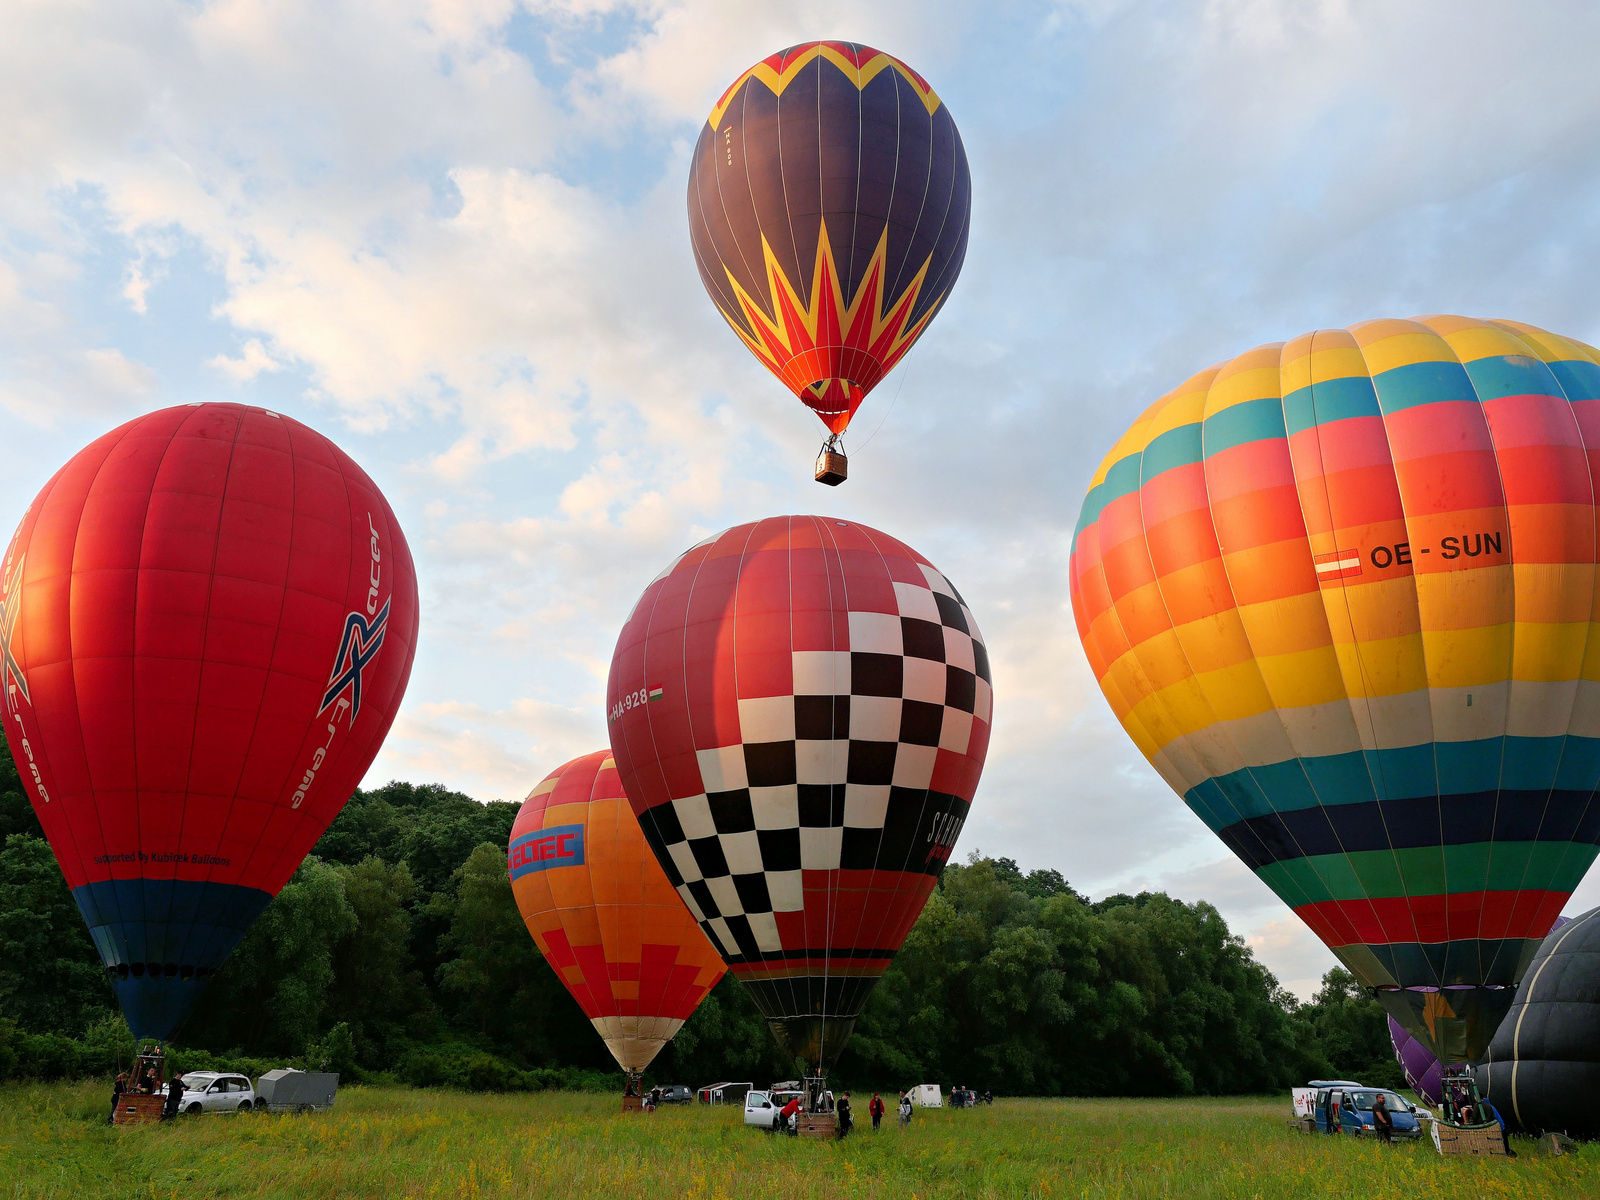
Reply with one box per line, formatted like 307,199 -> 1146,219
207,338 -> 282,382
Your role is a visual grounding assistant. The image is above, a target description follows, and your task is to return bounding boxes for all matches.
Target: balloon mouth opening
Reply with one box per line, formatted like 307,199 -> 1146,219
1375,984 -> 1510,992
799,378 -> 869,434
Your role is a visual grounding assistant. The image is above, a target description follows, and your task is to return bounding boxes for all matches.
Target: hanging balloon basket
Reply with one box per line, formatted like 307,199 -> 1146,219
815,436 -> 847,486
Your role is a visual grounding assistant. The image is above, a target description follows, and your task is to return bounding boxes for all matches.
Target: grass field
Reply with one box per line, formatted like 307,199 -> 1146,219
1,1083 -> 1591,1199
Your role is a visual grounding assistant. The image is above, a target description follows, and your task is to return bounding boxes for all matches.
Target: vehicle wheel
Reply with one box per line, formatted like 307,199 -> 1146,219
238,1100 -> 254,1112
186,1102 -> 202,1114
297,1103 -> 312,1114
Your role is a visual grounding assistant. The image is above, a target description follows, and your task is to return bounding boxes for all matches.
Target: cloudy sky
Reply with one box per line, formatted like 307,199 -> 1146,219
6,0 -> 1600,998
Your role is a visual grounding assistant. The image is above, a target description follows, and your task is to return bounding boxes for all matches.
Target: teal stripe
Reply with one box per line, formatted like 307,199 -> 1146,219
1283,376 -> 1382,436
1201,396 -> 1286,458
1370,360 -> 1477,414
1139,423 -> 1202,481
1549,359 -> 1600,402
1073,451 -> 1145,541
1460,354 -> 1562,403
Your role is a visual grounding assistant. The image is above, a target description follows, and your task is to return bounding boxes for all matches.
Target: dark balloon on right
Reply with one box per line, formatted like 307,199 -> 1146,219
1477,908 -> 1600,1137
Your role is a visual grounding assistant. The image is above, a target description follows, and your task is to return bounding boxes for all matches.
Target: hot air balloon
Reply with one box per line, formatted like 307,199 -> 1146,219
1478,907 -> 1600,1136
0,403 -> 418,1041
607,516 -> 991,1100
1069,316 -> 1600,1065
507,749 -> 725,1090
687,42 -> 972,485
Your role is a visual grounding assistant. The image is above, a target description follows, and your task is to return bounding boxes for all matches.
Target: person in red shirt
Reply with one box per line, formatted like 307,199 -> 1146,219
868,1093 -> 885,1131
779,1095 -> 802,1135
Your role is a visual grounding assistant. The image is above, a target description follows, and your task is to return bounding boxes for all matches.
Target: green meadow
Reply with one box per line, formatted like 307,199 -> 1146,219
1,1084 -> 1590,1199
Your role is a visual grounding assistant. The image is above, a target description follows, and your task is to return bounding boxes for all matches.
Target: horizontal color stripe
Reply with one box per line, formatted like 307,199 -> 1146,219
1257,840 -> 1597,905
1216,790 -> 1600,869
1297,890 -> 1564,947
1202,395 -> 1286,458
1283,375 -> 1383,435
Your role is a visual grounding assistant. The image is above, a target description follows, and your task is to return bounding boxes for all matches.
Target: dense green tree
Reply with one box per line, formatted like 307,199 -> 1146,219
0,835 -> 113,1035
0,737 -> 44,841
1297,967 -> 1406,1090
431,843 -> 602,1068
185,857 -> 357,1055
327,857 -> 433,1067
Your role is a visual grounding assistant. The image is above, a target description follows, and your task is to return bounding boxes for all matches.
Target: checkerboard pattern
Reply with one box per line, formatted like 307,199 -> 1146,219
608,517 -> 992,1041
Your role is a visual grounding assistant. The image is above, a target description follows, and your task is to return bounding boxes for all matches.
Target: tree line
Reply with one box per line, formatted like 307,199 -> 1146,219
0,740 -> 1401,1094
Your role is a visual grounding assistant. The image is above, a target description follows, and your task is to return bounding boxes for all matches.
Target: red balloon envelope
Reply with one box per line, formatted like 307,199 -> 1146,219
0,404 -> 418,1039
607,516 -> 991,1072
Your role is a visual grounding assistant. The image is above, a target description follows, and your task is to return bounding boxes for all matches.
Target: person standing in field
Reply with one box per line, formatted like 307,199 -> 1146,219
837,1092 -> 853,1137
898,1091 -> 913,1128
1371,1093 -> 1393,1144
869,1093 -> 885,1131
162,1073 -> 185,1121
109,1071 -> 128,1122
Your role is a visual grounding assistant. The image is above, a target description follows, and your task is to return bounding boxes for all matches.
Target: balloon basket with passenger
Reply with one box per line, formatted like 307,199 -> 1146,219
814,436 -> 847,486
1432,1066 -> 1514,1157
112,1041 -> 169,1126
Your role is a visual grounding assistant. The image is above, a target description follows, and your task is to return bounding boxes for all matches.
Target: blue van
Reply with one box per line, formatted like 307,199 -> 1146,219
1312,1083 -> 1422,1139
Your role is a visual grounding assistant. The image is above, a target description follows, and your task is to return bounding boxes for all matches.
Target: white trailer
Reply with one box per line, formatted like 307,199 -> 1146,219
908,1084 -> 943,1108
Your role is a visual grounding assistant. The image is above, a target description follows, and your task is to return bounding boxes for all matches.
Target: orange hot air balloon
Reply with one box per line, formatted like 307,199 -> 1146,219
508,750 -> 725,1077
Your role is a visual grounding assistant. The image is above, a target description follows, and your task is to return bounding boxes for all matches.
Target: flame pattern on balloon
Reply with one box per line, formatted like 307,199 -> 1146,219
1,404 -> 418,1038
1070,317 -> 1600,1059
508,750 -> 726,1073
687,41 -> 971,435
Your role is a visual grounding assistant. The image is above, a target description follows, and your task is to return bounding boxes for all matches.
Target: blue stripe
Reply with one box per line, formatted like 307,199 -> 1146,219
1283,376 -> 1382,436
1370,360 -> 1478,413
72,879 -> 273,1040
1202,396 -> 1286,457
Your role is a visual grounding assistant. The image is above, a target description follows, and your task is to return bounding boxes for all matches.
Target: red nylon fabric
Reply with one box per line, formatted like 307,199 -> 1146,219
0,403 -> 418,897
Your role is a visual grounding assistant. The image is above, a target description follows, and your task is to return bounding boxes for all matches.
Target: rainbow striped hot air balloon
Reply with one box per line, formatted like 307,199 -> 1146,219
1069,316 -> 1600,1062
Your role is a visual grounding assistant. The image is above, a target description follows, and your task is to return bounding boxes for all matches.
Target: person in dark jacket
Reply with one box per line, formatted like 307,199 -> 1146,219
836,1093 -> 853,1137
869,1093 -> 885,1131
162,1074 -> 185,1120
1371,1092 -> 1393,1144
109,1072 -> 128,1123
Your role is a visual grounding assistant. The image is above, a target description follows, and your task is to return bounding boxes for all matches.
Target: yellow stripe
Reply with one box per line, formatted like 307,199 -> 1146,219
707,45 -> 940,130
1419,626 -> 1516,690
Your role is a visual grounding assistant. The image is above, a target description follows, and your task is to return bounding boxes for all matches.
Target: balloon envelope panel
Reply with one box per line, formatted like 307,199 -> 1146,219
1479,907 -> 1600,1135
687,42 -> 971,434
1388,1016 -> 1443,1105
1068,317 -> 1600,1060
607,516 -> 991,1068
508,750 -> 726,1073
0,404 -> 419,1038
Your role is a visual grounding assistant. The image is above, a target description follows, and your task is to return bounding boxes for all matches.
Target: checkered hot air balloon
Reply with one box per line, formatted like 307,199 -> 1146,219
0,404 -> 419,1040
507,750 -> 726,1078
607,517 -> 992,1076
1069,316 -> 1600,1064
687,42 -> 971,482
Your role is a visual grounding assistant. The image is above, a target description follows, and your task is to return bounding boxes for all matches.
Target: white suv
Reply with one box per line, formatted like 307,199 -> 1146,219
175,1072 -> 258,1113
